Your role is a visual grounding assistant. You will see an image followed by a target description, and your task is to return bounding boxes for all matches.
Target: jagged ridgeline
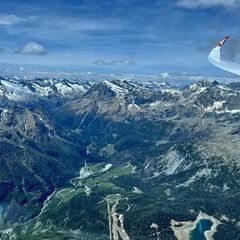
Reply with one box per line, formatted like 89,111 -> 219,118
0,77 -> 240,239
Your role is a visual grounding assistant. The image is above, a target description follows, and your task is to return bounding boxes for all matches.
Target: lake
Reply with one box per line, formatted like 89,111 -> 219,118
190,219 -> 213,240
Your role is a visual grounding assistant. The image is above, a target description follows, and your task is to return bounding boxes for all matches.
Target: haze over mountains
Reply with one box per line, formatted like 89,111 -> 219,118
0,75 -> 239,239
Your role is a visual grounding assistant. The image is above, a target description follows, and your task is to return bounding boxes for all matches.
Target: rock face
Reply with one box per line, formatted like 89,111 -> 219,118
0,77 -> 240,239
0,77 -> 90,224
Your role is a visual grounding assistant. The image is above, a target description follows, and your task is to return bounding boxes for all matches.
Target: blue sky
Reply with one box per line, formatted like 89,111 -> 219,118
0,0 -> 240,74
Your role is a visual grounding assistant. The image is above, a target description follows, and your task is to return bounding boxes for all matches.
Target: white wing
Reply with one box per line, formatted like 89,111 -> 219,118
208,46 -> 240,75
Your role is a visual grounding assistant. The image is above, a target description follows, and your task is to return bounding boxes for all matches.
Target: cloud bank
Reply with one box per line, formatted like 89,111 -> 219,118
17,42 -> 48,55
0,14 -> 24,26
176,0 -> 239,8
94,59 -> 135,66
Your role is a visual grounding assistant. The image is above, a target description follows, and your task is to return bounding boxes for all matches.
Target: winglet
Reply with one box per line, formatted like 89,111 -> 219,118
217,36 -> 230,47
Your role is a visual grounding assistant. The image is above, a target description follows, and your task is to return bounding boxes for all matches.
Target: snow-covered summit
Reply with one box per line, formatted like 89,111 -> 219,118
0,77 -> 88,102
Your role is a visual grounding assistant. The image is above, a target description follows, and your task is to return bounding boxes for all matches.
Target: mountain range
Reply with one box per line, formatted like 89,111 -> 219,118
0,76 -> 239,239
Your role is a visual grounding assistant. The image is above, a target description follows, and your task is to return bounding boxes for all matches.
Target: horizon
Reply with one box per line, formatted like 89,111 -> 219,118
0,65 -> 239,87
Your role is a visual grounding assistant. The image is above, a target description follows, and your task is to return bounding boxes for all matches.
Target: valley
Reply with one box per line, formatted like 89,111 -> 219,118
0,76 -> 239,239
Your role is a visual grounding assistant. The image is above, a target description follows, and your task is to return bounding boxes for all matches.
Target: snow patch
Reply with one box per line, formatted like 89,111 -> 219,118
78,165 -> 93,179
178,168 -> 212,187
205,101 -> 226,112
216,108 -> 240,114
161,150 -> 185,176
103,80 -> 128,97
84,186 -> 92,196
162,89 -> 181,94
149,100 -> 173,107
189,84 -> 206,95
223,183 -> 229,192
128,103 -> 140,111
100,163 -> 113,172
132,187 -> 143,194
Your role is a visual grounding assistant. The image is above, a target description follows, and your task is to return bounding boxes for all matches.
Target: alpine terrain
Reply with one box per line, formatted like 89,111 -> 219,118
0,76 -> 239,239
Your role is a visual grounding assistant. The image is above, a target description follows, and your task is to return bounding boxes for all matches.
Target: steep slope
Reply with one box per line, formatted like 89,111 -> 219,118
0,79 -> 90,226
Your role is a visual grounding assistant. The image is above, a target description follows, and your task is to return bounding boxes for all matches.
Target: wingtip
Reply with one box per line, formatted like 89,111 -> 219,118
217,36 -> 230,47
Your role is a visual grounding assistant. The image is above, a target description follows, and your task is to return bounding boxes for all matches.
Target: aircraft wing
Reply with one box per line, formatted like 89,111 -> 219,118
208,36 -> 240,75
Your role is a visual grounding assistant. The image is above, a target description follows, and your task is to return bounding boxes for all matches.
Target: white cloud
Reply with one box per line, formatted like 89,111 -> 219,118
94,59 -> 135,66
17,42 -> 48,55
0,14 -> 24,26
176,0 -> 239,8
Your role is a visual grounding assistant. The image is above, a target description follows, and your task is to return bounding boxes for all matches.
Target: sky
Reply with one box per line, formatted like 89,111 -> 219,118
0,0 -> 240,75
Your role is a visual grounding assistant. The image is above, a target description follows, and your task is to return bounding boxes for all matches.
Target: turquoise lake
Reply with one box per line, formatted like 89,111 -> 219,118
190,219 -> 213,240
